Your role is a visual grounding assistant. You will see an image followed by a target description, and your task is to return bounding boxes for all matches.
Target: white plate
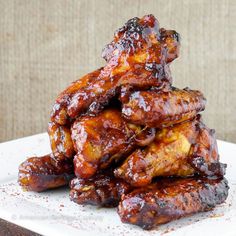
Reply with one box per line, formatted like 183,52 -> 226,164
0,133 -> 236,236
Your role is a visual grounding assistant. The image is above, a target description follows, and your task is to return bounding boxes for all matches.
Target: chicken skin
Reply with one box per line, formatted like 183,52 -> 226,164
115,116 -> 226,187
122,87 -> 206,127
50,15 -> 180,125
118,177 -> 229,230
18,154 -> 74,192
72,108 -> 155,178
48,122 -> 75,160
70,170 -> 132,207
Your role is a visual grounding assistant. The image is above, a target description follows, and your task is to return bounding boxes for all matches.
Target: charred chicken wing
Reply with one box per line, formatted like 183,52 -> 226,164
122,87 -> 206,127
18,154 -> 74,192
51,15 -> 180,124
118,177 -> 229,229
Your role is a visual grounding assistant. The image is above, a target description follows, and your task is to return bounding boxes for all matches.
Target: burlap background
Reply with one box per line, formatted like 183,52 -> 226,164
0,0 -> 235,143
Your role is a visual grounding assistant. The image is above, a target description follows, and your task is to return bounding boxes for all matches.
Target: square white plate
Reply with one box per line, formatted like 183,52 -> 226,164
0,133 -> 235,236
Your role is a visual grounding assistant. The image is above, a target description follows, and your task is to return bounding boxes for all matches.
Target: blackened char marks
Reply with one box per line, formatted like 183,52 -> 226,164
118,177 -> 229,229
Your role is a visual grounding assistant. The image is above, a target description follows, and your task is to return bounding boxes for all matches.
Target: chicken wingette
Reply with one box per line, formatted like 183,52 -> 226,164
118,177 -> 229,230
122,87 -> 206,127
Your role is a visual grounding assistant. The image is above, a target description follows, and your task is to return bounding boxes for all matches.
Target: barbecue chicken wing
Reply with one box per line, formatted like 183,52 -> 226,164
48,122 -> 75,160
115,116 -> 226,186
51,14 -> 180,125
72,108 -> 156,178
118,177 -> 229,230
115,117 -> 198,186
122,87 -> 206,127
18,154 -> 74,192
70,170 -> 132,207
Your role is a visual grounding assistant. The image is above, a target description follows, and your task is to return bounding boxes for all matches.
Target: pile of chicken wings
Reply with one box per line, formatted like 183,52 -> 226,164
18,15 -> 229,230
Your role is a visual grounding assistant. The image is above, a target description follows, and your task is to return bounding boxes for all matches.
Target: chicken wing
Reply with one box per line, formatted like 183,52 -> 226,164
70,170 -> 132,207
72,108 -> 155,178
115,117 -> 198,186
48,122 -> 75,160
115,116 -> 226,186
18,154 -> 74,192
122,87 -> 206,127
118,177 -> 229,230
51,15 -> 180,125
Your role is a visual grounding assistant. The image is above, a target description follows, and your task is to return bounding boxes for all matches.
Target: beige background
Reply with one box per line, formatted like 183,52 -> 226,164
0,0 -> 235,143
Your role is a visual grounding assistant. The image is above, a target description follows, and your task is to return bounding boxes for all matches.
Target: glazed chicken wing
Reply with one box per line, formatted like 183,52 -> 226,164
115,117 -> 198,186
70,170 -> 132,207
72,108 -> 156,178
115,116 -> 226,186
122,87 -> 206,127
118,177 -> 229,230
51,15 -> 180,125
18,154 -> 74,192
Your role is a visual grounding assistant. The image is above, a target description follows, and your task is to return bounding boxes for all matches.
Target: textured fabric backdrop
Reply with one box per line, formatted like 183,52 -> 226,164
0,0 -> 235,143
